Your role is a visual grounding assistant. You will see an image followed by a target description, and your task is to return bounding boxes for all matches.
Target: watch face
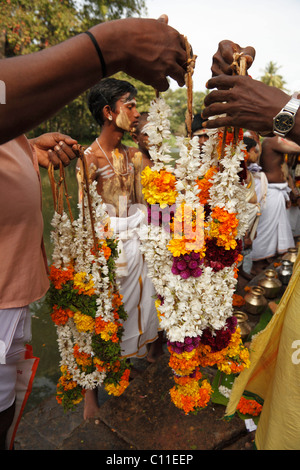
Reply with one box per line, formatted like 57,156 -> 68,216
274,112 -> 295,133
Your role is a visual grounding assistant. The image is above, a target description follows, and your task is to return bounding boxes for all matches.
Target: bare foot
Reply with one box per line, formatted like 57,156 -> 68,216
147,333 -> 165,363
84,389 -> 100,420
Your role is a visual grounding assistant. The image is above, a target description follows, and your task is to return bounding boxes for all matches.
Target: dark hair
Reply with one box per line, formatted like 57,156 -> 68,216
191,113 -> 205,134
243,136 -> 257,152
87,78 -> 137,126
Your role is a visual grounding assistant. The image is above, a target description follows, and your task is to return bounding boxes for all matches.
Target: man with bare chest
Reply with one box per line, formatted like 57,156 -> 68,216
77,78 -> 163,419
251,136 -> 300,269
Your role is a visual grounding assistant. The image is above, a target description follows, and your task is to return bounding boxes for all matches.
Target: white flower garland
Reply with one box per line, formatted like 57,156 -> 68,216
50,180 -> 124,391
139,97 -> 252,344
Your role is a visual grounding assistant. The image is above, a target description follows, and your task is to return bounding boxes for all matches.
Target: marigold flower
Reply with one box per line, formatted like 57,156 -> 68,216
73,272 -> 95,296
237,396 -> 263,417
49,264 -> 74,290
232,294 -> 245,307
51,305 -> 73,326
170,378 -> 212,414
195,167 -> 218,205
141,167 -> 178,206
104,369 -> 130,396
95,317 -> 120,343
73,311 -> 95,332
209,207 -> 239,250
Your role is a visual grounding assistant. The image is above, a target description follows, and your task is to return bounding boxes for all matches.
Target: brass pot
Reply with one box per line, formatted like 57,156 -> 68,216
282,247 -> 298,264
258,269 -> 282,299
234,311 -> 252,340
277,260 -> 293,285
244,286 -> 267,315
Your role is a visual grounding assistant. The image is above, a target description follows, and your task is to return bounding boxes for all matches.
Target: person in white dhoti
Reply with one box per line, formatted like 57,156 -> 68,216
285,155 -> 300,237
251,137 -> 300,273
77,78 -> 163,418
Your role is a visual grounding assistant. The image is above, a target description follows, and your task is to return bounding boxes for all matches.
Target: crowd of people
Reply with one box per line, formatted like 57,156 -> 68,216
1,14 -> 300,451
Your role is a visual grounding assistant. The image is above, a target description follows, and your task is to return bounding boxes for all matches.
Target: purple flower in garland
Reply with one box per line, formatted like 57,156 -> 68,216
188,260 -> 198,270
180,270 -> 190,279
191,267 -> 203,278
171,252 -> 204,279
167,335 -> 201,354
177,260 -> 187,271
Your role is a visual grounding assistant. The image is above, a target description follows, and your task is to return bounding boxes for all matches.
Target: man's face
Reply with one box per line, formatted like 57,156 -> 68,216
192,130 -> 209,150
197,134 -> 209,149
134,116 -> 149,152
114,93 -> 140,132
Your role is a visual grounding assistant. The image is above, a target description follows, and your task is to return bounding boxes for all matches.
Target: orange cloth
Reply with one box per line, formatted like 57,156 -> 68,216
0,136 -> 49,308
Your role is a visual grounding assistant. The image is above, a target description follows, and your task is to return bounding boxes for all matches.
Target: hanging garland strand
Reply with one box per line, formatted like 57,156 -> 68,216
47,149 -> 130,411
184,36 -> 197,138
220,53 -> 247,158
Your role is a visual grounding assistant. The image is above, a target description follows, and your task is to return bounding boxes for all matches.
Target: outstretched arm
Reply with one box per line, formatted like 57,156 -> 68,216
202,41 -> 300,145
0,16 -> 187,144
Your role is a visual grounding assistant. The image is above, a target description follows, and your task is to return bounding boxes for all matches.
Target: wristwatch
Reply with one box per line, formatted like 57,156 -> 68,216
273,92 -> 300,137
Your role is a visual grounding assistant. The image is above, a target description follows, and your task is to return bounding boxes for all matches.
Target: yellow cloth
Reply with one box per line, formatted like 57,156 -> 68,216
226,250 -> 300,450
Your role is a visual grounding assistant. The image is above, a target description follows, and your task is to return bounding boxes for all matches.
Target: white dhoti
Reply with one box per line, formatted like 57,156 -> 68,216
110,208 -> 159,359
287,205 -> 300,237
252,182 -> 295,261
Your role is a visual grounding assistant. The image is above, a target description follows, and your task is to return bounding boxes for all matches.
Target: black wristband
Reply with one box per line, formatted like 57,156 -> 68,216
84,31 -> 107,78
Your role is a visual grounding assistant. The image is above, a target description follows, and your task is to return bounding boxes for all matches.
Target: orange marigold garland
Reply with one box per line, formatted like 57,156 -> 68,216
47,176 -> 130,411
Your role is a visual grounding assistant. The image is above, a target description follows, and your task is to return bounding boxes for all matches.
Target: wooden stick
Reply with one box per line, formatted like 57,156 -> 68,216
80,152 -> 98,253
184,36 -> 197,138
47,162 -> 57,210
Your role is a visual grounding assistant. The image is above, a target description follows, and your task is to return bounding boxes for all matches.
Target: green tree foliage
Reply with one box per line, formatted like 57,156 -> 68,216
260,61 -> 289,92
1,0 -> 147,143
0,0 -> 80,56
79,0 -> 146,27
163,88 -> 208,135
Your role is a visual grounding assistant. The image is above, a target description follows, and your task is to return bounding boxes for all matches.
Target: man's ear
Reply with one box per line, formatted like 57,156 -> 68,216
103,104 -> 113,121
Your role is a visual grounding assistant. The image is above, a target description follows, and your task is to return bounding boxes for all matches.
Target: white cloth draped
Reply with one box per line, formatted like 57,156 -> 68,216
252,182 -> 295,261
287,205 -> 300,237
110,208 -> 159,358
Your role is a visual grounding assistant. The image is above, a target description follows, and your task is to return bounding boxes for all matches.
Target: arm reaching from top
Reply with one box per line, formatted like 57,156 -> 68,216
202,75 -> 300,145
0,16 -> 187,145
202,40 -> 300,146
211,40 -> 255,77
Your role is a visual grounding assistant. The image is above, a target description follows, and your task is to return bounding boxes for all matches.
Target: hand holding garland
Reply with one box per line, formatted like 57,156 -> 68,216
202,40 -> 300,145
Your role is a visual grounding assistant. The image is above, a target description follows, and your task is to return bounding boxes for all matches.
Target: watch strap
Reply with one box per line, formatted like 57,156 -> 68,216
273,92 -> 300,137
284,96 -> 300,115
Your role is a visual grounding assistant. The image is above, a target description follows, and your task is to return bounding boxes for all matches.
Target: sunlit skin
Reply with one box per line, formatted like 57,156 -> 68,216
114,96 -> 140,132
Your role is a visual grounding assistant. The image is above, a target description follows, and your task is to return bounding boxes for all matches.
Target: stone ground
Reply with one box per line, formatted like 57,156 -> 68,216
13,271 -> 257,452
14,353 -> 255,451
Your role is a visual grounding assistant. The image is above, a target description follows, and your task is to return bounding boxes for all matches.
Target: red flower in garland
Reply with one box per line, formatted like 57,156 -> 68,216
200,316 -> 237,352
204,238 -> 242,272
